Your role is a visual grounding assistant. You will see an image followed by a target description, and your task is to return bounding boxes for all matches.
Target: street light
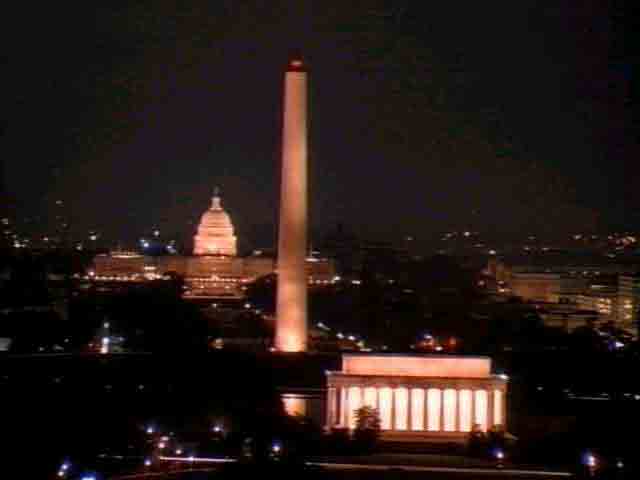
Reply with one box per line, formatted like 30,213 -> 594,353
57,462 -> 71,478
582,451 -> 598,477
494,448 -> 505,468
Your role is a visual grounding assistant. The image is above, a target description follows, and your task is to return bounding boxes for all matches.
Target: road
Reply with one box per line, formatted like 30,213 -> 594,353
108,458 -> 572,479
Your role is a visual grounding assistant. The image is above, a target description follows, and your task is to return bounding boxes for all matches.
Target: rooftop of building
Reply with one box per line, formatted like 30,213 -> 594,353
331,353 -> 497,379
498,252 -> 640,271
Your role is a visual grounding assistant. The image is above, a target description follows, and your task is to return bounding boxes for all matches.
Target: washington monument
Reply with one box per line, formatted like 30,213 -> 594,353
275,58 -> 308,352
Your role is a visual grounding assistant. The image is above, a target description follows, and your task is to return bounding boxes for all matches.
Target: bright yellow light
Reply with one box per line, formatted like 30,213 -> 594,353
411,388 -> 425,431
427,388 -> 441,431
378,387 -> 393,430
493,390 -> 503,427
475,390 -> 488,431
394,387 -> 408,430
443,389 -> 457,432
363,387 -> 377,409
347,386 -> 361,429
282,394 -> 307,417
458,390 -> 472,432
277,332 -> 305,352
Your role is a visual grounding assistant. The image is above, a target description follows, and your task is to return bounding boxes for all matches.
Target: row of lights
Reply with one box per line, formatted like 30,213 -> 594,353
309,279 -> 336,285
84,273 -> 171,282
333,329 -> 367,349
413,333 -> 460,353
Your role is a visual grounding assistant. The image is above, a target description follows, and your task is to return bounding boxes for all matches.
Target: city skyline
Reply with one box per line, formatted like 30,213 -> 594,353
3,2 -> 637,245
3,3 -> 640,477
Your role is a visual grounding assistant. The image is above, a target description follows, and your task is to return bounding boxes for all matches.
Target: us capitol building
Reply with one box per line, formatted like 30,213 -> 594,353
90,191 -> 336,298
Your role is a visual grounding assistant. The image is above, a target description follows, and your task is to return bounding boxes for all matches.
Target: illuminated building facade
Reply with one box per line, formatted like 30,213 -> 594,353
90,189 -> 333,297
193,191 -> 237,256
575,291 -> 617,322
326,354 -> 507,440
537,306 -> 599,332
89,176 -> 336,297
618,274 -> 640,333
275,58 -> 308,352
510,273 -> 562,302
91,252 -> 336,298
490,256 -> 640,334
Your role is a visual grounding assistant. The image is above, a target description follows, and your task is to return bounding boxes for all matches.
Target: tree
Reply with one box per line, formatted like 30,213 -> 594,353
355,405 -> 381,431
467,423 -> 487,457
353,406 -> 381,453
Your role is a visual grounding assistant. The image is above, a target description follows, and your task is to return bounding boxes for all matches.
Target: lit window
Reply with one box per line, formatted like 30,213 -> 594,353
494,390 -> 503,427
378,387 -> 393,430
394,387 -> 409,430
474,390 -> 488,431
427,388 -> 441,431
347,387 -> 361,429
411,389 -> 425,431
283,395 -> 306,417
458,390 -> 473,432
363,387 -> 377,410
443,389 -> 457,431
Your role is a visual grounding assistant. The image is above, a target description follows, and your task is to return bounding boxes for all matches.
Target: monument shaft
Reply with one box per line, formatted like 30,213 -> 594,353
275,61 -> 308,352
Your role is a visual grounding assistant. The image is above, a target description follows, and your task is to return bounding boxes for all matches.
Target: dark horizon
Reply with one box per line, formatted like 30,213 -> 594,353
2,2 -> 638,249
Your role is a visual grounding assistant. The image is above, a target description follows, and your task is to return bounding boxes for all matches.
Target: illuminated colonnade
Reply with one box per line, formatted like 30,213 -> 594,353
327,385 -> 504,432
326,355 -> 507,438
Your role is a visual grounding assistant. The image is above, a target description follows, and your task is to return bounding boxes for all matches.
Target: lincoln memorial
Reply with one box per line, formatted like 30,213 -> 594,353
326,354 -> 507,440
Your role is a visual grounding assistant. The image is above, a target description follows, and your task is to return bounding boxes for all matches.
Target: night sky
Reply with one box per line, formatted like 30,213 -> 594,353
3,2 -> 637,251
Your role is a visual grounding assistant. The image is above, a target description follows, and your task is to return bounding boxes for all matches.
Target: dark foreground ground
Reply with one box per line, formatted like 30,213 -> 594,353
105,463 -> 570,480
2,350 -> 640,478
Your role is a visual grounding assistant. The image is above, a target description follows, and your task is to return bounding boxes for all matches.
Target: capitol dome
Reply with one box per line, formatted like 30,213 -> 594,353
193,190 -> 237,256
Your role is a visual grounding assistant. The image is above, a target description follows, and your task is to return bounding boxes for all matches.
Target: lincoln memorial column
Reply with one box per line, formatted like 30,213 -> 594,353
470,389 -> 476,429
440,389 -> 445,432
487,387 -> 495,430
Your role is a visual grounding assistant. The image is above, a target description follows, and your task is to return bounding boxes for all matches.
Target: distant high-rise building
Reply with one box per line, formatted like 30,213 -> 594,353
618,274 -> 640,334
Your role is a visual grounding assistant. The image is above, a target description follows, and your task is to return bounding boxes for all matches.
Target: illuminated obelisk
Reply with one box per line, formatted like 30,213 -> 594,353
275,58 -> 308,352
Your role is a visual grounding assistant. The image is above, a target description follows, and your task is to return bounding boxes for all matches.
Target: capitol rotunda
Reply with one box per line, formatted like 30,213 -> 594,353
90,187 -> 336,299
193,191 -> 237,256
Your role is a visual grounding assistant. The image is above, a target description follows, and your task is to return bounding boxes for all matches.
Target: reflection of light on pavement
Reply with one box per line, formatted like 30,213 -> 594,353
158,456 -> 235,463
282,393 -> 307,417
103,455 -> 572,479
110,466 -> 223,479
307,463 -> 572,477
